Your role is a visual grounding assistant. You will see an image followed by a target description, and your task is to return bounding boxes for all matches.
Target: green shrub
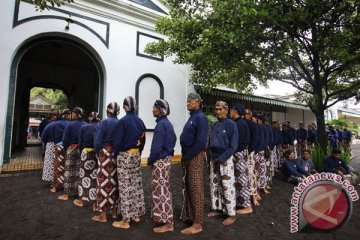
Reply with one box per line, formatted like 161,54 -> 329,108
311,144 -> 327,172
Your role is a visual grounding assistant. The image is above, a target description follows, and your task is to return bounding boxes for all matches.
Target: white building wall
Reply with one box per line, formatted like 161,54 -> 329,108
285,108 -> 316,126
0,0 -> 191,166
272,111 -> 286,123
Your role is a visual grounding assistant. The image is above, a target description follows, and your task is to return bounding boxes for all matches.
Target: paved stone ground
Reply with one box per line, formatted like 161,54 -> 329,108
350,140 -> 360,170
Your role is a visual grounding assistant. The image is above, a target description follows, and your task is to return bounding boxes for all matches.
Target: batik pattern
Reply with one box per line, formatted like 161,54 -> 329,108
64,145 -> 81,197
265,148 -> 274,187
96,147 -> 118,212
151,156 -> 173,224
78,148 -> 97,202
180,152 -> 205,225
209,158 -> 236,216
53,144 -> 65,190
233,149 -> 251,208
42,142 -> 55,182
270,147 -> 277,177
117,151 -> 146,221
248,152 -> 257,195
255,151 -> 266,189
277,147 -> 284,170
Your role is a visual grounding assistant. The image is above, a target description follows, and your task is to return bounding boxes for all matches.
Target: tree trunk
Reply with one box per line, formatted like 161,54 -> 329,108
312,86 -> 328,153
315,112 -> 328,153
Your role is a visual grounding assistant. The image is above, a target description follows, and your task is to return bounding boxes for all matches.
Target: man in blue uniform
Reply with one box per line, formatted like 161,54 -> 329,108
295,122 -> 308,157
58,107 -> 87,201
208,101 -> 238,226
230,103 -> 252,215
343,125 -> 353,151
324,148 -> 349,176
148,99 -> 176,233
244,109 -> 260,206
92,102 -> 119,223
180,92 -> 208,235
112,96 -> 146,229
51,109 -> 71,192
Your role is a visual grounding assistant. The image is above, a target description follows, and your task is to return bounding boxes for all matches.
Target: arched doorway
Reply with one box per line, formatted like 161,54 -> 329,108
4,36 -> 104,164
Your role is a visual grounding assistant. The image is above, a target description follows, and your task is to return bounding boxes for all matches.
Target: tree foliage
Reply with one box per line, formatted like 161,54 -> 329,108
147,0 -> 360,151
30,87 -> 68,109
328,118 -> 359,135
20,0 -> 74,11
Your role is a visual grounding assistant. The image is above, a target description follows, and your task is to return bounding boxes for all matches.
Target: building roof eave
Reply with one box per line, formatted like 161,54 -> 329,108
196,87 -> 309,110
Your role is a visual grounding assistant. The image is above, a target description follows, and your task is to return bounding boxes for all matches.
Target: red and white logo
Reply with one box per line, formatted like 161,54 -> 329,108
301,182 -> 350,230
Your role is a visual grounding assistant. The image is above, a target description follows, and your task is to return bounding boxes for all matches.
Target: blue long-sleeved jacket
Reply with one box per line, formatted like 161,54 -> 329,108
244,119 -> 258,153
39,118 -> 52,137
323,156 -> 349,174
264,124 -> 273,148
327,129 -> 338,149
255,124 -> 266,153
209,118 -> 238,163
307,129 -> 317,144
94,116 -> 118,153
296,128 -> 308,142
147,116 -> 177,165
273,128 -> 283,145
289,126 -> 296,140
52,119 -> 69,144
284,159 -> 308,178
180,109 -> 208,161
63,119 -> 87,149
112,112 -> 146,157
282,129 -> 295,145
336,129 -> 343,141
295,157 -> 315,174
41,121 -> 56,144
79,122 -> 99,152
233,117 -> 250,152
343,129 -> 352,141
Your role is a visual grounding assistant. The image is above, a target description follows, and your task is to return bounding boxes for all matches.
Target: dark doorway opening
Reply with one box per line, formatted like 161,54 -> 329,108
4,36 -> 104,170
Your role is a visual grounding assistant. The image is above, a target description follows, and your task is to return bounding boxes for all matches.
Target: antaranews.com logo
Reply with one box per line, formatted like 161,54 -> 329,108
290,172 -> 359,233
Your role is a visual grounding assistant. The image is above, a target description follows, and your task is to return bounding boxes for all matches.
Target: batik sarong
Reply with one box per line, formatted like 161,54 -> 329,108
255,151 -> 266,189
277,146 -> 284,170
248,151 -> 257,195
78,148 -> 97,202
265,147 -> 274,187
151,156 -> 173,224
53,144 -> 65,190
42,142 -> 55,182
270,147 -> 277,177
209,158 -> 236,216
64,144 -> 81,197
117,151 -> 145,221
96,146 -> 118,212
180,152 -> 205,225
296,142 -> 307,157
233,149 -> 251,208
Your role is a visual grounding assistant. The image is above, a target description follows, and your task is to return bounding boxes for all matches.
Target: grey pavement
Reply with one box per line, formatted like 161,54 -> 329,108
350,140 -> 360,170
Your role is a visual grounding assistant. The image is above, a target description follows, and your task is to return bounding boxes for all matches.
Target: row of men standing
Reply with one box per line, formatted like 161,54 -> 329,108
40,93 -> 297,235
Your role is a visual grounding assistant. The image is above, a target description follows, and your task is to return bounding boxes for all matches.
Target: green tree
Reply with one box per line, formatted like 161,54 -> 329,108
30,87 -> 68,109
328,118 -> 359,136
146,0 -> 360,152
19,0 -> 74,11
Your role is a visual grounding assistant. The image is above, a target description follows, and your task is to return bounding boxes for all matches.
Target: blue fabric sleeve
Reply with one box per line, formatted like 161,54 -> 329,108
112,120 -> 125,157
183,115 -> 208,161
218,121 -> 239,163
285,160 -> 305,177
147,123 -> 165,165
